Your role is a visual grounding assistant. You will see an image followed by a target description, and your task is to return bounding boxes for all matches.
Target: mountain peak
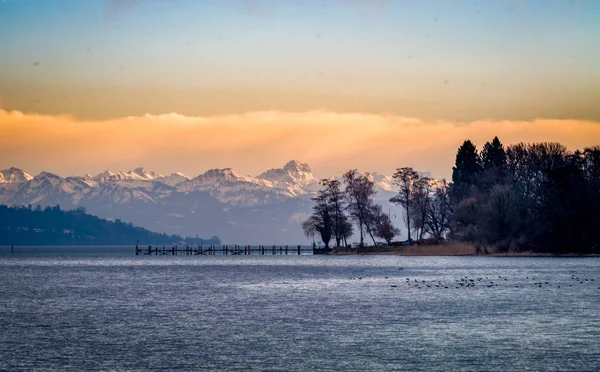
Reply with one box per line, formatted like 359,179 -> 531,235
132,167 -> 146,174
283,160 -> 312,173
92,168 -> 163,182
130,167 -> 162,180
0,167 -> 33,184
155,172 -> 190,186
35,171 -> 61,179
201,168 -> 248,182
257,161 -> 317,195
94,170 -> 118,179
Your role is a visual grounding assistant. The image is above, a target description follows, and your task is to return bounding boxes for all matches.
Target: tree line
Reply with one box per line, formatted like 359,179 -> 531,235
0,204 -> 221,246
303,137 -> 600,253
450,138 -> 600,254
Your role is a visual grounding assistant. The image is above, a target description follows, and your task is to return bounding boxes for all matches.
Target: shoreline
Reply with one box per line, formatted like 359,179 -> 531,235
329,243 -> 599,257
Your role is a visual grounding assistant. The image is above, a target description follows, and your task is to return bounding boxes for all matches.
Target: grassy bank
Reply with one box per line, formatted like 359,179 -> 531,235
330,243 -> 596,256
331,242 -> 476,256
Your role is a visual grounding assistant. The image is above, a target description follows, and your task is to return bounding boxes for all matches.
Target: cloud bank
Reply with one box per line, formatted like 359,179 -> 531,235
1,109 -> 599,179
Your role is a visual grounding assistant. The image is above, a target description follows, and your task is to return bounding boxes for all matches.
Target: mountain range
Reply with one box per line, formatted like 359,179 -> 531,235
0,161 -> 402,244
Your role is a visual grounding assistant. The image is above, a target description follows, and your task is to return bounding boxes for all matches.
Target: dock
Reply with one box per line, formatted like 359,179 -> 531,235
135,244 -> 329,256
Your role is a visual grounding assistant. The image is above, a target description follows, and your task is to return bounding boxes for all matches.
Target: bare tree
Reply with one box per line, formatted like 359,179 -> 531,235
424,180 -> 451,241
302,192 -> 332,248
371,205 -> 400,244
390,167 -> 420,244
410,177 -> 434,241
320,179 -> 351,247
343,170 -> 377,247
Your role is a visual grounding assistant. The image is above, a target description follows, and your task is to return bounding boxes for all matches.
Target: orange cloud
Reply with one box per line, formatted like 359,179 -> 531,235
1,109 -> 598,179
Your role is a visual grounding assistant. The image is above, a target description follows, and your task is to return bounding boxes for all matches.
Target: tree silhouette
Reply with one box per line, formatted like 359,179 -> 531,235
302,191 -> 333,249
480,136 -> 507,188
343,170 -> 378,247
319,179 -> 352,247
390,167 -> 419,244
451,140 -> 482,200
424,181 -> 451,241
372,206 -> 400,244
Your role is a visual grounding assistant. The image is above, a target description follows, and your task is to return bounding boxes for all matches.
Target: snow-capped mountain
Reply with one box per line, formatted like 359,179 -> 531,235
10,172 -> 93,207
258,160 -> 319,196
0,162 -> 411,244
176,168 -> 292,207
93,167 -> 163,183
156,172 -> 190,187
370,172 -> 394,192
0,167 -> 33,184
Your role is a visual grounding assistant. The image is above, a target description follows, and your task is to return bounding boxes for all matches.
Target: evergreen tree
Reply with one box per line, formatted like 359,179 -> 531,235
481,137 -> 507,175
451,140 -> 482,200
480,137 -> 508,189
452,140 -> 481,185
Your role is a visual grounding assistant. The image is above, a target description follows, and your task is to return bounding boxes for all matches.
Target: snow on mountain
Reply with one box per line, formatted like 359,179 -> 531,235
93,167 -> 164,183
130,167 -> 163,181
176,168 -> 293,207
0,167 -> 33,184
370,172 -> 394,192
68,176 -> 98,188
11,172 -> 93,206
257,160 -> 319,195
86,183 -> 157,204
156,172 -> 190,186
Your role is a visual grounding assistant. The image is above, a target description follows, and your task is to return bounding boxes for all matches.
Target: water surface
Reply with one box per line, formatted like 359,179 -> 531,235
1,247 -> 599,371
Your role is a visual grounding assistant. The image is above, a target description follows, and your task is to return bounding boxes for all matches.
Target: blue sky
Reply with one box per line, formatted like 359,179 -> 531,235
1,0 -> 599,120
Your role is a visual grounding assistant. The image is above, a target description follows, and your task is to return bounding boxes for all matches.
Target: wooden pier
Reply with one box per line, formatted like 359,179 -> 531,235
135,244 -> 328,256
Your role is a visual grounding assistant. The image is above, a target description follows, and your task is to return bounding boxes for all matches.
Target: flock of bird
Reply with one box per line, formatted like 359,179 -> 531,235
348,273 -> 598,290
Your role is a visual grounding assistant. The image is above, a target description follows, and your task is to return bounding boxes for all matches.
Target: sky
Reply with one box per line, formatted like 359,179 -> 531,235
1,0 -> 599,179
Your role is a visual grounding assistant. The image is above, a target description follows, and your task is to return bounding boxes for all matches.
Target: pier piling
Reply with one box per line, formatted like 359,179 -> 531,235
135,244 -> 317,256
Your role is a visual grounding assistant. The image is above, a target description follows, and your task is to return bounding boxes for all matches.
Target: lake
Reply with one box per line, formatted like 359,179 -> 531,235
0,247 -> 599,371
